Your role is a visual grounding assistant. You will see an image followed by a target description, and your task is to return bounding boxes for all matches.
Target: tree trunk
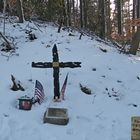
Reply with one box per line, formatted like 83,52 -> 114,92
129,0 -> 140,55
105,0 -> 111,39
132,0 -> 136,33
0,0 -> 3,12
116,0 -> 122,35
47,0 -> 52,20
16,0 -> 24,23
80,0 -> 83,28
67,0 -> 71,26
72,0 -> 75,26
62,0 -> 67,26
98,0 -> 105,39
129,27 -> 140,55
3,0 -> 7,34
83,0 -> 87,28
136,0 -> 140,18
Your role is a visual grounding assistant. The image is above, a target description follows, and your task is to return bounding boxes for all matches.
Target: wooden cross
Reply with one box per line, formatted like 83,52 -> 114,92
32,44 -> 81,100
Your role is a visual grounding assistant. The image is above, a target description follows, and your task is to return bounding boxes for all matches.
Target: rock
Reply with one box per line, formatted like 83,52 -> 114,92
79,83 -> 92,95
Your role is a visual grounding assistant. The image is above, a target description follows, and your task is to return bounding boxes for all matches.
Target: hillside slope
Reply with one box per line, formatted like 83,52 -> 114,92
0,20 -> 140,140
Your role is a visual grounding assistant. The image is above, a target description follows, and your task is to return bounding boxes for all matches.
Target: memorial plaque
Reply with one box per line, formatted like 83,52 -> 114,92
132,117 -> 140,140
53,62 -> 59,67
43,108 -> 69,125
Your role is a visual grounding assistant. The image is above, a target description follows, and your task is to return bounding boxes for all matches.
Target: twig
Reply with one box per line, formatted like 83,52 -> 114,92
1,53 -> 10,61
95,111 -> 103,120
92,94 -> 97,104
1,50 -> 18,61
31,20 -> 43,32
79,33 -> 83,40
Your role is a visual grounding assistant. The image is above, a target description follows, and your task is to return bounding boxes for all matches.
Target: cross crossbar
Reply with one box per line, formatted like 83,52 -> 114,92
32,62 -> 81,68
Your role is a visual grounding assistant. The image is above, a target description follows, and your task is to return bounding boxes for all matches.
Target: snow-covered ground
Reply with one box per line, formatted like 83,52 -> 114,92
0,19 -> 140,140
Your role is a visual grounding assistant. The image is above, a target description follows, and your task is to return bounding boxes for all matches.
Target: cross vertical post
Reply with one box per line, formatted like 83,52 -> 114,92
53,45 -> 60,99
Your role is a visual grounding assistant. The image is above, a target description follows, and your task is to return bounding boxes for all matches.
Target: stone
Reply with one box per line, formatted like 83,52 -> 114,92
43,108 -> 69,125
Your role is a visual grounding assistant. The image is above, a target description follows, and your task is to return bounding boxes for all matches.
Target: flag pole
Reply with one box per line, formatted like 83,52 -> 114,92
61,73 -> 69,100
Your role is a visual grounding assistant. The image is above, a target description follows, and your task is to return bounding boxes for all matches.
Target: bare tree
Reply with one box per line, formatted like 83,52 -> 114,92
3,0 -> 7,34
67,0 -> 71,26
72,0 -> 76,26
129,28 -> 140,55
105,0 -> 111,39
116,0 -> 122,35
0,0 -> 3,12
62,0 -> 67,26
98,0 -> 105,39
16,0 -> 24,23
129,0 -> 140,55
83,0 -> 87,28
80,0 -> 83,28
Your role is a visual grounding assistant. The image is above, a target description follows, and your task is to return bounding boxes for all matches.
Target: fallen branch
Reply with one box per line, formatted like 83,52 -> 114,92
99,47 -> 107,53
1,50 -> 18,61
0,32 -> 14,51
32,21 -> 43,32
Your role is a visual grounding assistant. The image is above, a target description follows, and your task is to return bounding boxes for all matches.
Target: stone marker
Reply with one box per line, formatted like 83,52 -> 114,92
131,116 -> 140,140
43,108 -> 69,125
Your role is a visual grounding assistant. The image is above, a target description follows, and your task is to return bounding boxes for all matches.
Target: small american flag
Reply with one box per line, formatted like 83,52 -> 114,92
61,73 -> 69,100
34,80 -> 45,104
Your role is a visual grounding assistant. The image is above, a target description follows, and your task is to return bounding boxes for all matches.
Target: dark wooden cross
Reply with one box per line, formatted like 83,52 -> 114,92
32,44 -> 81,100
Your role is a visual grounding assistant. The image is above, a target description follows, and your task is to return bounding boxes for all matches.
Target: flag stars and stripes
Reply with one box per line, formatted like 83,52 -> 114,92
34,80 -> 45,104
